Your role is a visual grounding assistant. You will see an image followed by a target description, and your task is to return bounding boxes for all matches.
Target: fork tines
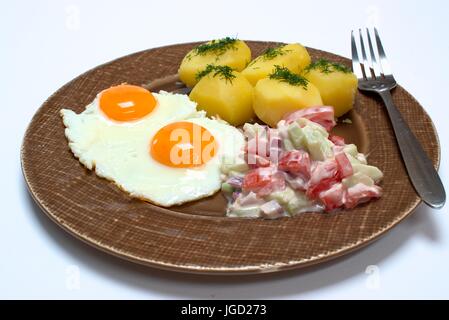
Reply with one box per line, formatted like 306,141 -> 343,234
351,27 -> 393,81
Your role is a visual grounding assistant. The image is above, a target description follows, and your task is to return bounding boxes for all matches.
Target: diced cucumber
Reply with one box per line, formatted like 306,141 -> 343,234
283,138 -> 295,151
221,159 -> 249,174
343,145 -> 367,165
228,170 -> 246,178
287,122 -> 305,149
345,153 -> 362,165
286,192 -> 311,215
343,144 -> 358,157
352,163 -> 383,182
355,153 -> 368,165
345,153 -> 367,165
297,118 -> 329,138
243,123 -> 257,138
267,187 -> 295,205
221,183 -> 234,193
228,206 -> 261,218
342,172 -> 374,188
288,119 -> 333,161
304,129 -> 333,161
243,123 -> 266,139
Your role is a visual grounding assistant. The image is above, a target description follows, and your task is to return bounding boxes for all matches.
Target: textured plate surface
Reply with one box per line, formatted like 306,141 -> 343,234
21,41 -> 440,274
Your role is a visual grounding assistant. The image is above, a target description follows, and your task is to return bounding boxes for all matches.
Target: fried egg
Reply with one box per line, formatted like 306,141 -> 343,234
61,84 -> 244,206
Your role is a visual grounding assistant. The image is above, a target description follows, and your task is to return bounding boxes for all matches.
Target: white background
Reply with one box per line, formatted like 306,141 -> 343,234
2,0 -> 449,299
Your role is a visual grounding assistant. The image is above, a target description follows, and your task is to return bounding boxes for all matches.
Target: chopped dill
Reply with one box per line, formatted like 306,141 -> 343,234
269,65 -> 309,89
262,45 -> 291,60
305,58 -> 352,74
196,64 -> 236,83
193,37 -> 238,56
248,45 -> 291,67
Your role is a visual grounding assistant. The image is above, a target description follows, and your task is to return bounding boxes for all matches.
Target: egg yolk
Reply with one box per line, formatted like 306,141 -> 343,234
99,84 -> 156,122
151,122 -> 218,168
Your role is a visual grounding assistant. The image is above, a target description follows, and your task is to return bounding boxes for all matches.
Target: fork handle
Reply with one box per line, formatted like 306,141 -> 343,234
378,90 -> 445,209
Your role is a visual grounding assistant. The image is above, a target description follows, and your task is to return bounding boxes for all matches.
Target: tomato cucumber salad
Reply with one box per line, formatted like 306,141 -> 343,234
220,106 -> 383,219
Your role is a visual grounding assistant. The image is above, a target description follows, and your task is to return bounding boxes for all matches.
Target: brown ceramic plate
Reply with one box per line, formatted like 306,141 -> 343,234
21,41 -> 440,274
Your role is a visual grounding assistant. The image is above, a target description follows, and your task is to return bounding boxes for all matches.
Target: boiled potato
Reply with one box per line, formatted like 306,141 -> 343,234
241,43 -> 311,86
253,67 -> 322,127
303,59 -> 358,117
178,38 -> 251,88
189,65 -> 254,126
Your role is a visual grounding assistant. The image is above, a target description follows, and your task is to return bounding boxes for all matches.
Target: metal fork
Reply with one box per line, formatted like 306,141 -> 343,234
351,28 -> 445,209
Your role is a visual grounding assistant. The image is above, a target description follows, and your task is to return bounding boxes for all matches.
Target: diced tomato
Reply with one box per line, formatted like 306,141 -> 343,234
257,171 -> 286,196
319,183 -> 346,211
278,150 -> 311,179
345,184 -> 382,209
309,160 -> 339,185
307,177 -> 338,199
282,106 -> 336,132
307,160 -> 340,199
243,168 -> 272,191
242,167 -> 285,196
335,152 -> 353,178
329,135 -> 346,146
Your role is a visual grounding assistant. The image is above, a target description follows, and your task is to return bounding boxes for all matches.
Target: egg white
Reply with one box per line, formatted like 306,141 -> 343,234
61,91 -> 244,207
